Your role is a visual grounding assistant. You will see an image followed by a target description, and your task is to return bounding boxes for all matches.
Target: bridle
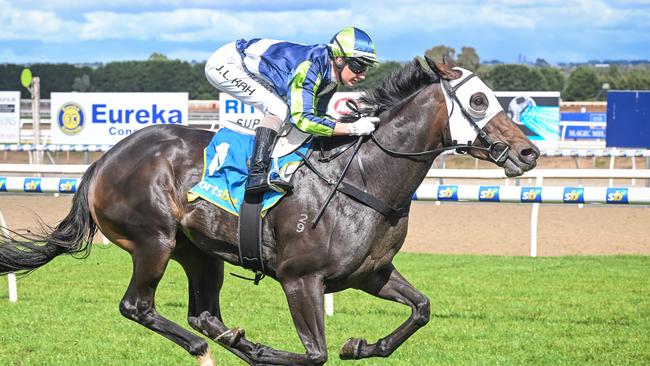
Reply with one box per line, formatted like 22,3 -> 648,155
308,66 -> 513,227
368,71 -> 511,164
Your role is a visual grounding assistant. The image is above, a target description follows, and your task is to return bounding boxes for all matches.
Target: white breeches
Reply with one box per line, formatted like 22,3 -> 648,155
205,42 -> 288,124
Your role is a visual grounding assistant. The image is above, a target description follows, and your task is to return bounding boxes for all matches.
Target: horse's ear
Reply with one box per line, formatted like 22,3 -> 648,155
425,55 -> 461,80
424,55 -> 441,75
443,56 -> 457,68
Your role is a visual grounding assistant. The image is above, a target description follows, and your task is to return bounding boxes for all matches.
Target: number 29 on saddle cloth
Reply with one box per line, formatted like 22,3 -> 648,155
187,127 -> 310,216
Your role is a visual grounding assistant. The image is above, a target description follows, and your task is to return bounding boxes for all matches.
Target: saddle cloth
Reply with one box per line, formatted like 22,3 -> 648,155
187,127 -> 310,216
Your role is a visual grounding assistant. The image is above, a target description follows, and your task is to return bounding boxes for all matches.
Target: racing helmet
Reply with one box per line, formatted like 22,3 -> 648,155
329,27 -> 378,66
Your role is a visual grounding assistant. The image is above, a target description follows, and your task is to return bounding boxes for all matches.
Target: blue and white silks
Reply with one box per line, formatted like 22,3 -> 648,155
188,127 -> 309,216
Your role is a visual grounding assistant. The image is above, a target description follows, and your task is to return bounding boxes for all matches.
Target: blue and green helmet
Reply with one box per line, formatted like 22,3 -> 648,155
329,27 -> 379,66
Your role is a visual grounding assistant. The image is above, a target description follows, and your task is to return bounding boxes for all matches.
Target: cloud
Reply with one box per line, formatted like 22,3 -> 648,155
1,0 -> 649,63
2,1 -> 648,43
0,0 -> 76,41
7,0 -> 348,13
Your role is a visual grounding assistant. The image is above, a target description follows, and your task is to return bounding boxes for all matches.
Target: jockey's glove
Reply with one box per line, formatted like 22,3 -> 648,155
348,116 -> 380,136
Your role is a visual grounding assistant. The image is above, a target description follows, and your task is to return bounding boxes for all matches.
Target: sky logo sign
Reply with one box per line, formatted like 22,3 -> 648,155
606,188 -> 628,204
563,187 -> 584,203
59,179 -> 78,193
437,185 -> 459,201
24,178 -> 42,192
0,177 -> 6,192
478,186 -> 500,202
520,187 -> 542,202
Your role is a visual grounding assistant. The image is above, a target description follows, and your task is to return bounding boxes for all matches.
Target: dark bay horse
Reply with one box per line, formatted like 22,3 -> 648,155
0,58 -> 538,365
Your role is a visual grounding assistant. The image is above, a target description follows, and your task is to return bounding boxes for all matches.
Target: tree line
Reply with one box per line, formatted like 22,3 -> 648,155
1,48 -> 649,101
355,45 -> 650,101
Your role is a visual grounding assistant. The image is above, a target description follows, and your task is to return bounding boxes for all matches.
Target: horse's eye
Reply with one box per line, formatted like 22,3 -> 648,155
470,92 -> 488,111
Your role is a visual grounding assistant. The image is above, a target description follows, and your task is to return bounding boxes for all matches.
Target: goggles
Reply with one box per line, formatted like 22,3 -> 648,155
346,58 -> 368,74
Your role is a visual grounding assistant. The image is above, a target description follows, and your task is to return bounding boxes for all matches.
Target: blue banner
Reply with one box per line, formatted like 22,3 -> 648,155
561,112 -> 606,122
437,185 -> 459,201
520,187 -> 542,203
59,178 -> 78,193
23,178 -> 42,192
606,188 -> 629,204
478,186 -> 500,202
606,91 -> 650,148
563,187 -> 585,204
562,125 -> 606,139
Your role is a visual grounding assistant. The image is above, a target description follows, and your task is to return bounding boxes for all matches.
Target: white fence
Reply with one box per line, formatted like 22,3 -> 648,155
3,143 -> 650,157
0,164 -> 88,175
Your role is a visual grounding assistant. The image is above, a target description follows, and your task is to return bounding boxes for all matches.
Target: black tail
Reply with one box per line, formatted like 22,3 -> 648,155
0,162 -> 100,275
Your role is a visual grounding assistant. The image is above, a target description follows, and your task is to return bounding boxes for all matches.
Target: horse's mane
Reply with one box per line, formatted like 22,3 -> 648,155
340,59 -> 438,122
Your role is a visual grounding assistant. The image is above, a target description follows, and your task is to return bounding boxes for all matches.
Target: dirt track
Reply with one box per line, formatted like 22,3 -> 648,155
1,194 -> 648,256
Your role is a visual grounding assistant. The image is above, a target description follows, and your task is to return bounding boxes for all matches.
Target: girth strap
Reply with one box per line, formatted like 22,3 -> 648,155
337,181 -> 410,218
238,192 -> 265,285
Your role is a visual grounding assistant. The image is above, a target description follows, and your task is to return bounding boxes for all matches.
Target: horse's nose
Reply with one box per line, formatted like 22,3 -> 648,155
519,146 -> 539,165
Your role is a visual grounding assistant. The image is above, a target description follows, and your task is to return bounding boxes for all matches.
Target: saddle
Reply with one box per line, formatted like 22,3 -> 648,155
273,123 -> 310,159
187,125 -> 311,284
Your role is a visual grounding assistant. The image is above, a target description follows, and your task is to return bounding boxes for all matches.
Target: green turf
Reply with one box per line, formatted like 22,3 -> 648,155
0,245 -> 648,365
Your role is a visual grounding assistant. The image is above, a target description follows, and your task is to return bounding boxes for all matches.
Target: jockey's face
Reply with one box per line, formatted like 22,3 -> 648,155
334,56 -> 366,87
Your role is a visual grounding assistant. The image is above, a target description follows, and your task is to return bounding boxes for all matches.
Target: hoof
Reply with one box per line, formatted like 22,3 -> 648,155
196,349 -> 216,366
215,327 -> 245,347
339,338 -> 366,360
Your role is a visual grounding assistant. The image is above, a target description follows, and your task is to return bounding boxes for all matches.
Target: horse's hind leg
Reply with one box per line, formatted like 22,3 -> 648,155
185,268 -> 328,365
172,236 -> 258,364
339,264 -> 430,360
119,239 -> 215,366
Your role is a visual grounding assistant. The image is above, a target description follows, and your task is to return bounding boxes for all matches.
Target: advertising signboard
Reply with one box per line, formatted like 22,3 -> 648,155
495,91 -> 560,150
0,91 -> 21,143
218,92 -> 364,134
560,112 -> 606,140
606,91 -> 650,148
218,93 -> 263,135
50,93 -> 188,144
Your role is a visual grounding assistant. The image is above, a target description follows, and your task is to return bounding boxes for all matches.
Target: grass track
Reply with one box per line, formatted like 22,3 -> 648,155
0,245 -> 648,365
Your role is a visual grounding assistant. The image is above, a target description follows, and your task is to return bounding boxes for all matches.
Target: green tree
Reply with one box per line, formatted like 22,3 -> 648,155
92,60 -> 195,93
190,62 -> 217,100
0,64 -> 27,97
148,52 -> 170,61
563,67 -> 600,101
612,68 -> 650,90
539,67 -> 565,92
72,74 -> 92,92
425,45 -> 455,64
456,47 -> 480,71
484,64 -> 549,91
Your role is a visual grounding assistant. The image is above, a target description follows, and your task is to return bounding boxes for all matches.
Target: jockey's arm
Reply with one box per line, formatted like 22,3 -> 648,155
287,60 -> 377,137
287,60 -> 341,137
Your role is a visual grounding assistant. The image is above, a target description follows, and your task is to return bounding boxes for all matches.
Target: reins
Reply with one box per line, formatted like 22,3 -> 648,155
311,100 -> 367,227
305,65 -> 514,227
367,77 -> 510,164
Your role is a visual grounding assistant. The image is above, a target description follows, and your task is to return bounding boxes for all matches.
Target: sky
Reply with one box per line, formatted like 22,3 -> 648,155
1,0 -> 649,65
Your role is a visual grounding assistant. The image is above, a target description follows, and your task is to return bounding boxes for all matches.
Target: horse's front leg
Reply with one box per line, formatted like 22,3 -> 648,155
280,273 -> 328,365
340,264 -> 430,360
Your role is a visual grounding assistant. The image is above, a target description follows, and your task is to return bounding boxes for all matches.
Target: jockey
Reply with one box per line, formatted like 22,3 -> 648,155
205,27 -> 380,194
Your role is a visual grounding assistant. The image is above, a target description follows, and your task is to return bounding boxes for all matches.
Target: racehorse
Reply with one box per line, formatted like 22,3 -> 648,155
0,57 -> 539,366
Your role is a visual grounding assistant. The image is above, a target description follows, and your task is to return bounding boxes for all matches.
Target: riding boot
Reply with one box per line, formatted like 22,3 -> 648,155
246,127 -> 293,194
